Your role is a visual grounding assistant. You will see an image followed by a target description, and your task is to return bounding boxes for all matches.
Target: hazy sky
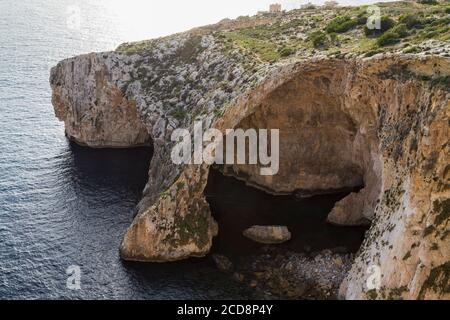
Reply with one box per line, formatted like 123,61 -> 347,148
104,0 -> 399,41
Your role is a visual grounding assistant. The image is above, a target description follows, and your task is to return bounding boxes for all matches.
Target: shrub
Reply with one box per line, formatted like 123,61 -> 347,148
418,0 -> 438,4
357,15 -> 368,26
424,30 -> 439,39
377,30 -> 401,46
446,7 -> 450,14
171,109 -> 187,121
279,46 -> 296,57
364,16 -> 396,37
365,49 -> 383,57
326,15 -> 358,33
328,32 -> 340,45
429,16 -> 450,27
376,23 -> 410,47
392,24 -> 409,38
308,31 -> 327,48
399,14 -> 422,29
403,46 -> 421,54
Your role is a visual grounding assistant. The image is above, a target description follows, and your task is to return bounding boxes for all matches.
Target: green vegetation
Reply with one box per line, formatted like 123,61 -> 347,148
433,199 -> 450,226
429,76 -> 450,92
170,109 -> 188,121
399,14 -> 423,29
221,31 -> 280,62
403,46 -> 421,54
278,46 -> 296,57
164,200 -> 212,248
418,262 -> 450,299
366,289 -> 378,300
116,40 -> 154,55
419,0 -> 439,4
308,31 -> 327,48
377,24 -> 409,46
364,16 -> 396,37
212,1 -> 449,62
326,15 -> 358,33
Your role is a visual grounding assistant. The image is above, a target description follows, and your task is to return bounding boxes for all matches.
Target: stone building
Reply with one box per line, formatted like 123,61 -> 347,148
324,1 -> 339,9
269,3 -> 282,13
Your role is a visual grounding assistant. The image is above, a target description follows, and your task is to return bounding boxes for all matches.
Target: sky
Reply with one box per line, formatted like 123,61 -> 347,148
104,0 -> 399,41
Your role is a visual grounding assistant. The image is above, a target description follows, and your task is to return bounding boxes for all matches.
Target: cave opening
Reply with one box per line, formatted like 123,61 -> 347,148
203,71 -> 378,265
205,167 -> 369,260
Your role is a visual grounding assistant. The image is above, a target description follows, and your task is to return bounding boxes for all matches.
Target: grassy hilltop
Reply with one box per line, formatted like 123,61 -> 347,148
118,1 -> 449,62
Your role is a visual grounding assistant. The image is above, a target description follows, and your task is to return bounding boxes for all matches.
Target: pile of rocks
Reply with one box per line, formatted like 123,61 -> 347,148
212,246 -> 354,300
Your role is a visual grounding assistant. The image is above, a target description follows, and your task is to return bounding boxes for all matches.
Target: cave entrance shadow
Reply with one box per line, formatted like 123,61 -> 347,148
205,168 -> 369,261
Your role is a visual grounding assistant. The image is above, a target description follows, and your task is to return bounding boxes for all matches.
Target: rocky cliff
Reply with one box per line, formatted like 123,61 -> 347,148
50,53 -> 151,148
51,2 -> 449,300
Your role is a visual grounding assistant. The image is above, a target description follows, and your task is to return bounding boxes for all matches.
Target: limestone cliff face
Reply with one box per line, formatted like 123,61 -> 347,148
50,6 -> 449,299
50,53 -> 151,148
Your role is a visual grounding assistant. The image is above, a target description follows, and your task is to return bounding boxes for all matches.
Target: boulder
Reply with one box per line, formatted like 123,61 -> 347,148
243,226 -> 291,244
212,254 -> 234,273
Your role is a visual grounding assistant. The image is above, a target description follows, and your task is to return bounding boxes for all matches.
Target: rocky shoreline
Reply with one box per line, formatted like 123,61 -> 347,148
212,246 -> 355,300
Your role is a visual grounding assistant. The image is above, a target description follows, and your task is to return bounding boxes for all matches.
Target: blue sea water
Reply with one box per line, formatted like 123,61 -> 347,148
0,0 -> 256,299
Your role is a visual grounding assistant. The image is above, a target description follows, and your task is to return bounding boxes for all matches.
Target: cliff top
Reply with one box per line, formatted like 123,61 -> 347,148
116,1 -> 449,61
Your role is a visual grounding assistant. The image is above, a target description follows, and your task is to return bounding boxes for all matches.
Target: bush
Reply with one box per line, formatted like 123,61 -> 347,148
429,16 -> 450,27
279,47 -> 296,57
308,31 -> 327,48
328,32 -> 340,45
364,16 -> 396,37
419,0 -> 438,4
392,24 -> 409,38
377,30 -> 401,46
403,46 -> 421,54
399,14 -> 422,29
357,15 -> 368,26
326,15 -> 358,33
424,30 -> 439,39
364,49 -> 383,57
376,23 -> 409,47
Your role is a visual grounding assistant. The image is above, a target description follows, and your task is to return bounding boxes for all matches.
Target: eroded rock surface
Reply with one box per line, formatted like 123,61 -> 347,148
50,54 -> 151,148
243,226 -> 292,244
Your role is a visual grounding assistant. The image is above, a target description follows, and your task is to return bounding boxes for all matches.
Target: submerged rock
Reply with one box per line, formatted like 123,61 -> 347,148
212,254 -> 234,273
243,226 -> 292,244
243,250 -> 354,299
232,272 -> 245,283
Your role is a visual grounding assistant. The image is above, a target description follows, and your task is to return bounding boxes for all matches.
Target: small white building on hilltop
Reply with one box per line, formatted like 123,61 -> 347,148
269,3 -> 282,13
324,1 -> 339,9
301,2 -> 316,10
